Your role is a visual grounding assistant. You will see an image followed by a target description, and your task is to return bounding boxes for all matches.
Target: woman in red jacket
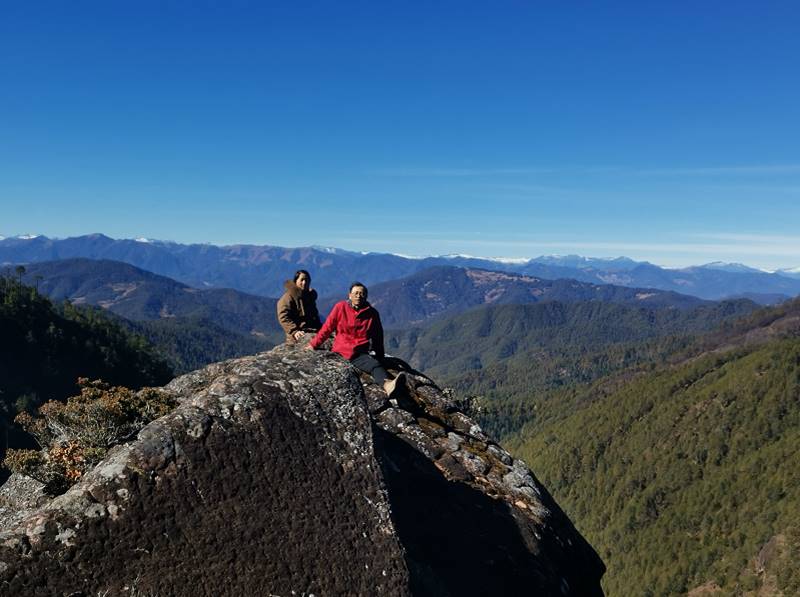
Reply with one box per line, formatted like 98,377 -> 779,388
306,282 -> 405,396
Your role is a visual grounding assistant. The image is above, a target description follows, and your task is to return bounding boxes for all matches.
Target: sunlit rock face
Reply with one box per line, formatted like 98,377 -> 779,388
0,344 -> 605,596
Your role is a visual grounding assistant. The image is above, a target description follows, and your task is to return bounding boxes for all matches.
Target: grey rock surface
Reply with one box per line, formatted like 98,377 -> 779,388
0,475 -> 48,532
0,343 -> 605,596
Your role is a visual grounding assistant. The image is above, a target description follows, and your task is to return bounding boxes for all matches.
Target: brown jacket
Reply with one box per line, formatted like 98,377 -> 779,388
277,280 -> 322,343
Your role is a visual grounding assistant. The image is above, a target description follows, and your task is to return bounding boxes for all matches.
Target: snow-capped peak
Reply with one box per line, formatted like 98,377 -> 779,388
311,245 -> 345,254
531,254 -> 641,270
696,261 -> 766,274
16,234 -> 41,240
441,253 -> 482,260
486,256 -> 530,264
434,253 -> 530,264
309,245 -> 364,256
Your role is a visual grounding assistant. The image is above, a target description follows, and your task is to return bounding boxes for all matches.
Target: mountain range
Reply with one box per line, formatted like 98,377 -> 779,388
19,257 -> 717,329
3,234 -> 800,302
17,257 -> 755,379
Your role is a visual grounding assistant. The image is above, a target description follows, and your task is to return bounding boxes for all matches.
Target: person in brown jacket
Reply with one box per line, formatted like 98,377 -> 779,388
277,270 -> 322,344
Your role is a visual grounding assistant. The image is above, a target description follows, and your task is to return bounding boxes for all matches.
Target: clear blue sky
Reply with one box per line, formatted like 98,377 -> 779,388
2,1 -> 799,269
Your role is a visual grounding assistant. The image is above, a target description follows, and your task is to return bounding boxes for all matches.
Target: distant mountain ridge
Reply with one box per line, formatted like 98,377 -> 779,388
19,258 -> 720,334
695,261 -> 765,274
364,265 -> 709,328
529,254 -> 643,271
3,233 -> 800,301
0,234 -> 422,297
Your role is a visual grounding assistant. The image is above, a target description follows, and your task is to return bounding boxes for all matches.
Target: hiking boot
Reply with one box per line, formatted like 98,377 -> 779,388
383,372 -> 407,397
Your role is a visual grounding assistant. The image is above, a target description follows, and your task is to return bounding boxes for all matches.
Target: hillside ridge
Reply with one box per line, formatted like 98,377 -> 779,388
505,298 -> 800,595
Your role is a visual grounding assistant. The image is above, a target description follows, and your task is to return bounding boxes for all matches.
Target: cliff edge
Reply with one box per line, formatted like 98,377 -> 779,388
0,344 -> 605,596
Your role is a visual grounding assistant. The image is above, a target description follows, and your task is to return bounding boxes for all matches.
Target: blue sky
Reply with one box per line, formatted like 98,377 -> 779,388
2,1 -> 799,269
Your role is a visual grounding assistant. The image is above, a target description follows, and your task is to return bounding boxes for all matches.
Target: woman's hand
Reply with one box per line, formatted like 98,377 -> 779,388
293,330 -> 305,340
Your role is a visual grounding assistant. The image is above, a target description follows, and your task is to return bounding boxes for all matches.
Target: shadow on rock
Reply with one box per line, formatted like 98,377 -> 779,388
376,427 -> 602,596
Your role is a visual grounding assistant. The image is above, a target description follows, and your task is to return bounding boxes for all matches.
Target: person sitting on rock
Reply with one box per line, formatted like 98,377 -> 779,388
306,281 -> 405,396
277,269 -> 322,344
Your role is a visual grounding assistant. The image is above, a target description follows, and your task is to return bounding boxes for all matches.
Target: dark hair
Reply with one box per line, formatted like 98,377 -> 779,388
349,281 -> 368,297
293,270 -> 311,283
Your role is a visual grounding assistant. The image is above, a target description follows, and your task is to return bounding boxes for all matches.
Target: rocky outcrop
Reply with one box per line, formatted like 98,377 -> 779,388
0,344 -> 605,596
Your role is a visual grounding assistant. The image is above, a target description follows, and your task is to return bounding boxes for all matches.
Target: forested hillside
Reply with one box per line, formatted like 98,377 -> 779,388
504,299 -> 800,595
19,259 -> 281,372
23,258 -> 283,341
127,317 -> 267,374
0,277 -> 173,456
389,300 -> 754,379
387,299 -> 757,436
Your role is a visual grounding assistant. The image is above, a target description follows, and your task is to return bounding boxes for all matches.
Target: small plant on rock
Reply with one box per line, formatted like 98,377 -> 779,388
445,388 -> 486,419
3,378 -> 176,493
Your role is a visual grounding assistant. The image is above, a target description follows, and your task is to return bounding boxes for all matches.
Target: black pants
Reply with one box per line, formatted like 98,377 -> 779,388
350,353 -> 388,386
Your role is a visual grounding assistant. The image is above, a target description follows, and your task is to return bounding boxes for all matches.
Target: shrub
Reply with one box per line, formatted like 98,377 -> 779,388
4,378 -> 176,493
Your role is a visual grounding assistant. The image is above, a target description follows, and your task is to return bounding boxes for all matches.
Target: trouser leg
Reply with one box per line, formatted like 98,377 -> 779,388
350,353 -> 388,386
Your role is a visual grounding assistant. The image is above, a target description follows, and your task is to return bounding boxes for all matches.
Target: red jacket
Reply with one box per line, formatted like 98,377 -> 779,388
310,300 -> 384,360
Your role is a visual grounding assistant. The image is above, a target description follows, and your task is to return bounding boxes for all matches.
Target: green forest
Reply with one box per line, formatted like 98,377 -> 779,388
128,316 -> 268,374
499,300 -> 800,595
0,276 -> 173,451
388,299 -> 756,438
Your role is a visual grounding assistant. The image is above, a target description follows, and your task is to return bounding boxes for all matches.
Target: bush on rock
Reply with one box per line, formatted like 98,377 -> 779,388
4,378 -> 175,493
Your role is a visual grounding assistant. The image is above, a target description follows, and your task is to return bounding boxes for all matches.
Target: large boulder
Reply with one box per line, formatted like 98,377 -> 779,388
0,344 -> 605,596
